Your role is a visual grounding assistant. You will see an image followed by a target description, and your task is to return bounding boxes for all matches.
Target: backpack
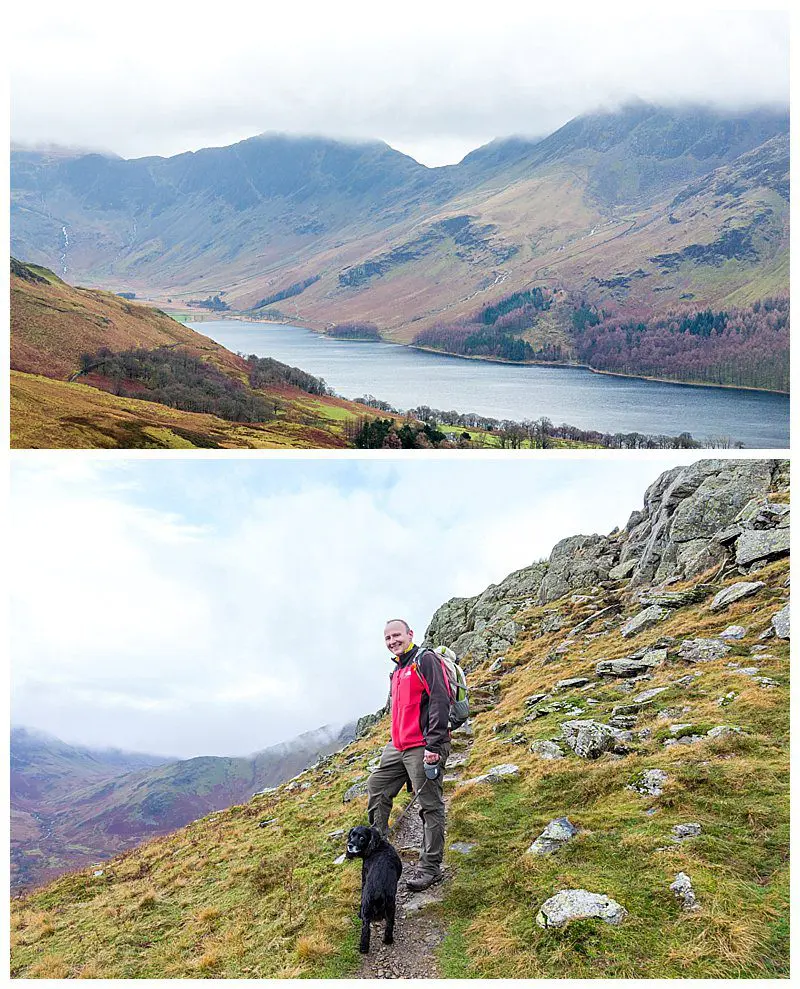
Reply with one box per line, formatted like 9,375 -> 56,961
414,645 -> 470,730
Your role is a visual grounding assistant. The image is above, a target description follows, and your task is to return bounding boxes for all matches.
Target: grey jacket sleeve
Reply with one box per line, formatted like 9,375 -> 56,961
417,649 -> 450,754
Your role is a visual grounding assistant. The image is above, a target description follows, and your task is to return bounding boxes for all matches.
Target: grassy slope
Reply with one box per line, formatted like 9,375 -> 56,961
9,262 -> 378,449
10,556 -> 788,978
10,372 -> 350,449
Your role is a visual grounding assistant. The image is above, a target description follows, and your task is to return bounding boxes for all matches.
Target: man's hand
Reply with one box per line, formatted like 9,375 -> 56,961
423,749 -> 440,764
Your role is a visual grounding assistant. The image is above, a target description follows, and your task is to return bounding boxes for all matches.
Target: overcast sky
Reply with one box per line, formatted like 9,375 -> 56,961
9,4 -> 789,166
10,453 -> 721,760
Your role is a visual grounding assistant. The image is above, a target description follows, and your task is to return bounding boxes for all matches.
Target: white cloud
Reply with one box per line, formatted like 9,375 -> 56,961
10,454 -> 710,758
9,5 -> 788,163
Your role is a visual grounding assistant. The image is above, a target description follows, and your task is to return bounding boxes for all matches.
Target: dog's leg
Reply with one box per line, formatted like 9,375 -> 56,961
383,897 -> 396,945
359,914 -> 371,954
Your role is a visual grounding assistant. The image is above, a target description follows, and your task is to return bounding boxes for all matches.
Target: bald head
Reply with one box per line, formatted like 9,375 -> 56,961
384,619 -> 413,656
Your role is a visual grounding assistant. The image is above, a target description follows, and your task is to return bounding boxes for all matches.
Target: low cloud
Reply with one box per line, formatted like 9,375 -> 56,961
10,5 -> 788,164
11,455 -> 710,758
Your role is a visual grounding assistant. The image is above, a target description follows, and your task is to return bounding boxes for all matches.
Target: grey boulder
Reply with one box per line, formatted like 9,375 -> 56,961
621,606 -> 671,638
772,603 -> 790,639
678,638 -> 731,663
709,582 -> 765,611
561,720 -> 621,759
526,817 -> 578,856
536,889 -> 628,928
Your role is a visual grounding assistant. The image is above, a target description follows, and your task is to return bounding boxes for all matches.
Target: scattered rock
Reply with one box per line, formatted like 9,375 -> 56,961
259,819 -> 278,828
706,725 -> 742,739
449,842 -> 476,855
717,691 -> 737,706
561,720 -> 621,759
526,817 -> 578,856
628,769 -> 668,796
524,693 -> 550,707
663,734 -> 703,748
719,625 -> 747,640
670,872 -> 700,911
327,828 -> 346,838
609,715 -> 638,729
333,853 -> 346,865
402,892 -> 440,916
536,889 -> 628,928
488,657 -> 504,673
709,581 -> 765,611
465,763 -> 520,785
556,676 -> 591,690
620,605 -> 672,638
772,603 -> 790,639
632,686 -> 670,704
529,740 -> 565,760
93,870 -> 104,878
639,586 -> 715,608
678,638 -> 731,663
672,823 -> 702,842
343,780 -> 370,803
596,655 -> 662,678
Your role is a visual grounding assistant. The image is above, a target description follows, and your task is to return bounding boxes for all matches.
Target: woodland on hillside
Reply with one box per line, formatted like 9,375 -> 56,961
414,291 -> 789,392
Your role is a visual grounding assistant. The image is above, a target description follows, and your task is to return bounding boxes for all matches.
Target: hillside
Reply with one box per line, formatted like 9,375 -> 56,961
10,459 -> 789,978
9,259 -> 383,449
10,105 -> 788,344
11,725 -> 354,892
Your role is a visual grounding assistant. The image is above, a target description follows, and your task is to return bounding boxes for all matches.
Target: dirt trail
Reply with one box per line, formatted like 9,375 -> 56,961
356,728 -> 473,979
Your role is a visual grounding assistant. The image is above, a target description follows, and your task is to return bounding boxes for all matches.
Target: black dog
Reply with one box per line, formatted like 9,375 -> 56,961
345,825 -> 403,953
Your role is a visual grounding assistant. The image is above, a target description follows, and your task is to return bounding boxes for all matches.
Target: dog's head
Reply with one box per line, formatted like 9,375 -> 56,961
345,825 -> 382,859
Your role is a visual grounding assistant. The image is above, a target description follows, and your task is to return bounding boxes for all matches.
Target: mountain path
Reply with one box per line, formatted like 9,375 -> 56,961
356,730 -> 473,979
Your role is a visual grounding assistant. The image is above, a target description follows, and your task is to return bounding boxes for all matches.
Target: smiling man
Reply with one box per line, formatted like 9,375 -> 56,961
366,618 -> 451,891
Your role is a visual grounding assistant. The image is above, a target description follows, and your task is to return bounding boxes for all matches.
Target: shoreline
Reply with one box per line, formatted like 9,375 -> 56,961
178,313 -> 789,398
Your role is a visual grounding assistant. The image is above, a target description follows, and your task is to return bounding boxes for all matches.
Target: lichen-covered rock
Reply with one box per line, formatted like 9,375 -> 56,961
706,725 -> 742,739
628,768 -> 668,796
736,528 -> 791,566
632,686 -> 669,704
342,780 -> 369,803
620,605 -> 671,638
526,817 -> 578,856
719,625 -> 747,640
678,638 -> 731,663
449,842 -> 476,855
709,581 -> 765,611
596,654 -> 662,677
560,720 -> 620,759
670,872 -> 700,910
556,677 -> 591,691
772,603 -> 790,639
536,889 -> 628,928
538,534 -> 618,604
529,739 -> 565,760
672,823 -> 702,842
464,763 -> 520,785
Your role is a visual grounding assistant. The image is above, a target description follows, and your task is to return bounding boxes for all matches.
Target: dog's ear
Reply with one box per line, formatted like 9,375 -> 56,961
366,827 -> 382,854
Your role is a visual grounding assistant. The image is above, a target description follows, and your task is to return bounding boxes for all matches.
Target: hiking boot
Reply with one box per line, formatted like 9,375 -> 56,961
404,868 -> 444,892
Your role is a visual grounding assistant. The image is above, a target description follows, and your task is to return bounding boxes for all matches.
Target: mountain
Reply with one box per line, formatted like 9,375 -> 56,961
10,459 -> 789,977
10,104 -> 788,345
11,723 -> 356,892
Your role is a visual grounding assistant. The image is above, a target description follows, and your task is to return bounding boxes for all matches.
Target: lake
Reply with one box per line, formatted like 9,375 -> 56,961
196,320 -> 789,448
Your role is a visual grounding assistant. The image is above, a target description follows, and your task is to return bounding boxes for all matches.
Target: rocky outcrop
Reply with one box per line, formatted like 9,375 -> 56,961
425,462 -> 788,672
619,460 -> 786,586
425,563 -> 547,668
537,534 -> 619,604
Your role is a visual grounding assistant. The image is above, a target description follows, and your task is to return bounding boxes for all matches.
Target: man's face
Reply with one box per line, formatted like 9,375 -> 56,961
384,621 -> 413,657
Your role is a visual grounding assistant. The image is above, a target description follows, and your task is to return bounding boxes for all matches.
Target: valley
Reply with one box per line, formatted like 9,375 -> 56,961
11,102 -> 789,408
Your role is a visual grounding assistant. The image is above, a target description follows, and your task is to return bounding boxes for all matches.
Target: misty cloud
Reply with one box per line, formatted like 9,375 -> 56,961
11,455 -> 715,759
10,4 -> 788,164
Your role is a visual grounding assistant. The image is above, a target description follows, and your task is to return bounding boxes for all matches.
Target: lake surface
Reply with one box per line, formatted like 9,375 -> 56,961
196,320 -> 789,448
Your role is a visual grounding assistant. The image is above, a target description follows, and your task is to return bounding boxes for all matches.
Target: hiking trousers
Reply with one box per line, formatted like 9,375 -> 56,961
367,741 -> 449,874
